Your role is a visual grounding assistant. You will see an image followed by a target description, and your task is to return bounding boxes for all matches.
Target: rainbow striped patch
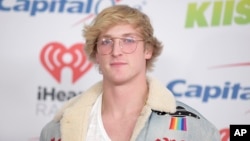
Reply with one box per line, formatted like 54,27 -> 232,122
169,117 -> 187,131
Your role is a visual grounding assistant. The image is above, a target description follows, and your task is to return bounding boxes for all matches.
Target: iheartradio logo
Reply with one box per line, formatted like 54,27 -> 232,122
40,42 -> 92,83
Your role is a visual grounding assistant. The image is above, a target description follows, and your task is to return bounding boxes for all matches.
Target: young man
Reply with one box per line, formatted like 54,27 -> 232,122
40,5 -> 221,141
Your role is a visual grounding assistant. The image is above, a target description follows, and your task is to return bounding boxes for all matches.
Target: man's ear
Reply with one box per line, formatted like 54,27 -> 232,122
145,46 -> 153,59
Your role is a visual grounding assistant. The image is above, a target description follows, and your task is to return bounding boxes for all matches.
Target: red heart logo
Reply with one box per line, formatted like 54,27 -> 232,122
40,42 -> 92,83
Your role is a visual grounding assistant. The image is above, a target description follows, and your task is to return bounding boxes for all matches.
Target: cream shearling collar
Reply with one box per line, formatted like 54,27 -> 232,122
54,76 -> 176,141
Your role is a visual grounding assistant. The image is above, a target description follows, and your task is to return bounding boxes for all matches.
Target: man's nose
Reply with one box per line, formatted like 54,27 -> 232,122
111,39 -> 122,56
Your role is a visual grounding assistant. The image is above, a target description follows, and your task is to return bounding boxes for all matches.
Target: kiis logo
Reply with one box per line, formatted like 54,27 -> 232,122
185,0 -> 250,28
40,42 -> 92,83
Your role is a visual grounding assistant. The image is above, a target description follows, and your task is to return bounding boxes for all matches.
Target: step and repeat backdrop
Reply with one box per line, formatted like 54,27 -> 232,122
1,0 -> 249,141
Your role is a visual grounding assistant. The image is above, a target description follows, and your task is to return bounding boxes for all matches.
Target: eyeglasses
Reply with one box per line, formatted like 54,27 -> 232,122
96,37 -> 144,55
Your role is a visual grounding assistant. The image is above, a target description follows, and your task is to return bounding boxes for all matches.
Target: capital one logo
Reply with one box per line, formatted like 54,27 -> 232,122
40,42 -> 92,83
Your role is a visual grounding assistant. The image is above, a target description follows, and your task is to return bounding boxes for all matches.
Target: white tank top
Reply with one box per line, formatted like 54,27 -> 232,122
86,94 -> 111,141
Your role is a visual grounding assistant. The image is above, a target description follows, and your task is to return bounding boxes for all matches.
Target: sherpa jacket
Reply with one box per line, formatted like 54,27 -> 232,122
40,77 -> 221,141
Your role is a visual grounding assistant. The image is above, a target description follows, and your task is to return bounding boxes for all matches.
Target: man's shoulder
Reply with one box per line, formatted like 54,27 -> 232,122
172,101 -> 219,132
175,101 -> 204,119
151,100 -> 218,129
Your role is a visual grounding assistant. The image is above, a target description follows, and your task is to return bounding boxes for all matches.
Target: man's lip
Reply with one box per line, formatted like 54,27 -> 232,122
110,62 -> 127,65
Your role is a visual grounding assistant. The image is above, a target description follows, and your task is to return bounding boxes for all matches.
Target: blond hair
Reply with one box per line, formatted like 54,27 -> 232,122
83,5 -> 163,71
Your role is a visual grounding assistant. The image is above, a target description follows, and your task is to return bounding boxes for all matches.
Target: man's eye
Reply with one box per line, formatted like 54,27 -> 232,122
123,38 -> 135,43
101,39 -> 112,45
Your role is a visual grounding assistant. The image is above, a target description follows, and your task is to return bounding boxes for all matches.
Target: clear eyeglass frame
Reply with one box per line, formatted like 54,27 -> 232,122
96,37 -> 144,55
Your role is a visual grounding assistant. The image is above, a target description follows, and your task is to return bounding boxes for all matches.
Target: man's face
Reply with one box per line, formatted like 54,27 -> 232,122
95,24 -> 152,85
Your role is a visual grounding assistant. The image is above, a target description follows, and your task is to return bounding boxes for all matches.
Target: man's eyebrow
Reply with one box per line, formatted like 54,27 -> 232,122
122,33 -> 139,36
100,33 -> 140,38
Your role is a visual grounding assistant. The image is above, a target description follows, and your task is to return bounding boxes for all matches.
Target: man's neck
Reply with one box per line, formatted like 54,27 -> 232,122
101,76 -> 148,119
